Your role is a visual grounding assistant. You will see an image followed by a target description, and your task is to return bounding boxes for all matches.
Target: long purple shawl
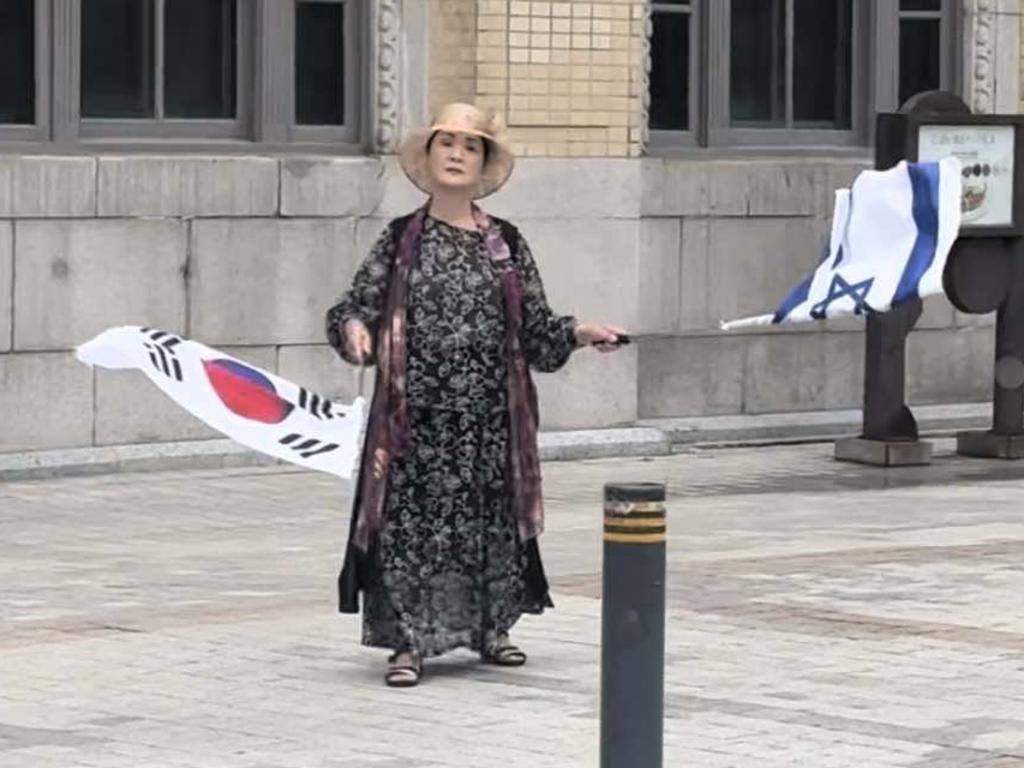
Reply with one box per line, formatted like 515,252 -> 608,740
352,204 -> 544,551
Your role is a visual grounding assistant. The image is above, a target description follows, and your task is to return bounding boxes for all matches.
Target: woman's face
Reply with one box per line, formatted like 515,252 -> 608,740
427,131 -> 486,195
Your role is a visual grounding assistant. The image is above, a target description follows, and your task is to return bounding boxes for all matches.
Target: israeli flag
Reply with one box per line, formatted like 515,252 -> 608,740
722,158 -> 962,330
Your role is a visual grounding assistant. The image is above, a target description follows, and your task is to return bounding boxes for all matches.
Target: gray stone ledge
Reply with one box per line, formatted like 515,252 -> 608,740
0,156 -> 97,218
280,157 -> 387,217
539,428 -> 670,461
97,156 -> 279,217
641,157 -> 872,219
642,402 -> 992,445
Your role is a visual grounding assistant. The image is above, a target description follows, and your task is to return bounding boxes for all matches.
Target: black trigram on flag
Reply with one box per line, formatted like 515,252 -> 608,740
297,388 -> 346,420
278,433 -> 340,459
141,328 -> 184,382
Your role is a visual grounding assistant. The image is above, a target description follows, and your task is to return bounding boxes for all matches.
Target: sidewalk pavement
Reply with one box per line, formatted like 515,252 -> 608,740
2,439 -> 1024,767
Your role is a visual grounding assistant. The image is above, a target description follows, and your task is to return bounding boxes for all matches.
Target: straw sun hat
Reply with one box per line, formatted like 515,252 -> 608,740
398,103 -> 516,199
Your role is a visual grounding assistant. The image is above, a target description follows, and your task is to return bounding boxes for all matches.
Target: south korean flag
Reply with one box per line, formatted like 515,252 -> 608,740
76,326 -> 366,479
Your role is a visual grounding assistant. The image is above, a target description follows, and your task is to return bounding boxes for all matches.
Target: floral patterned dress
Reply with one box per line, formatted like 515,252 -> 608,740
327,214 -> 577,658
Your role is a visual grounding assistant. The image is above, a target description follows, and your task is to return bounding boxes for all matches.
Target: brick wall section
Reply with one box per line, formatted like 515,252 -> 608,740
430,0 -> 647,158
429,0 -> 479,114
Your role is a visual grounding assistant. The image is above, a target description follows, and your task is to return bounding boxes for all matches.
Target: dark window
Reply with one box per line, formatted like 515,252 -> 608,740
0,0 -> 365,145
81,0 -> 237,120
730,0 -> 785,125
649,2 -> 691,131
794,0 -> 851,127
165,0 -> 238,119
730,0 -> 852,129
296,1 -> 346,126
81,0 -> 156,118
899,0 -> 942,106
0,0 -> 35,125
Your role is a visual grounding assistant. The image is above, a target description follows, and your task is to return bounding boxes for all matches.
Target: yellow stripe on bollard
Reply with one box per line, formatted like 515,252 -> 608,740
604,498 -> 666,543
604,517 -> 666,529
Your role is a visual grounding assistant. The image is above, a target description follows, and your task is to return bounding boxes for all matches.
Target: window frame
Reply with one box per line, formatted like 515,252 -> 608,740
647,0 -> 962,152
708,0 -> 869,148
257,0 -> 363,145
883,0 -> 961,112
647,0 -> 703,150
53,0 -> 253,141
2,0 -> 367,152
0,0 -> 52,143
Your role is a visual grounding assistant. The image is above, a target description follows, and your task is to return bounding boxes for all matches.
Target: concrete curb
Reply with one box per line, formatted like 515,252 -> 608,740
0,402 -> 994,482
641,402 -> 992,447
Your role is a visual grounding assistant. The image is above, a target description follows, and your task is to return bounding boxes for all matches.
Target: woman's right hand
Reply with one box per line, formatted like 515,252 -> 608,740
343,319 -> 372,364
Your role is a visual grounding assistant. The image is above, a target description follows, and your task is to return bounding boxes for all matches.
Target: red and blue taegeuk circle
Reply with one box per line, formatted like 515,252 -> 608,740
202,359 -> 294,424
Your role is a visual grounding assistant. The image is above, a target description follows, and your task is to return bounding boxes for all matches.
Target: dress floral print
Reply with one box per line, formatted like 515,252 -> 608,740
327,215 -> 576,658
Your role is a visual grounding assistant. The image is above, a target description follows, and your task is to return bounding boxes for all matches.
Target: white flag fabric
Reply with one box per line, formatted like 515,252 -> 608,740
76,326 -> 366,479
722,158 -> 962,330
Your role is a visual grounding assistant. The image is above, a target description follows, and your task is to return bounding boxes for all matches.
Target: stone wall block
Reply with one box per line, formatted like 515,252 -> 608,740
823,331 -> 865,410
678,218 -> 711,331
374,157 -> 432,218
93,347 -> 277,446
487,159 -> 643,220
908,327 -> 994,403
0,353 -> 93,452
0,222 -> 11,352
534,345 -> 638,430
637,335 -> 745,418
280,157 -> 387,217
743,332 -> 828,413
707,218 -> 825,324
189,218 -> 357,346
636,218 -> 681,332
918,293 -> 957,329
277,344 -> 373,403
819,160 -> 874,217
639,159 -> 710,217
516,218 -> 640,330
98,156 -> 279,217
707,162 -> 821,217
743,162 -> 824,217
0,156 -> 96,218
14,220 -> 187,351
955,309 -> 997,328
353,217 -> 394,268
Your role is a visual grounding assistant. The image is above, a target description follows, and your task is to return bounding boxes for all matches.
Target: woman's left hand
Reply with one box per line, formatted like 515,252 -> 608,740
574,321 -> 626,352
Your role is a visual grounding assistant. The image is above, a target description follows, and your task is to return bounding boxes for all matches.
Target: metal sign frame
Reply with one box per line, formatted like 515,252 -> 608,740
877,112 -> 1024,238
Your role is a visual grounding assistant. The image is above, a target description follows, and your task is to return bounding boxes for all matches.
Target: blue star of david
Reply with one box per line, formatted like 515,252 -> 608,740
809,274 -> 875,319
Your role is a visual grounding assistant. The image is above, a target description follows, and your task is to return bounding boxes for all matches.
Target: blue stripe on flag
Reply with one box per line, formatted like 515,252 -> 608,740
894,162 -> 941,304
773,244 -> 829,323
772,273 -> 814,324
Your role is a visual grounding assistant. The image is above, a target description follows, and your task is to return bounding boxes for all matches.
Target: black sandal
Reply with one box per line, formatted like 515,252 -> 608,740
385,652 -> 422,687
482,636 -> 527,667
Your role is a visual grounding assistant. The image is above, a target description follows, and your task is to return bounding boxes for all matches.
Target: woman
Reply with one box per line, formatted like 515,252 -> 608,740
326,103 -> 623,687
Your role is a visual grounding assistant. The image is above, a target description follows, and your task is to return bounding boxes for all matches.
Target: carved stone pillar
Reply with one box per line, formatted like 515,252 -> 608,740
963,0 -> 1021,114
370,0 -> 430,154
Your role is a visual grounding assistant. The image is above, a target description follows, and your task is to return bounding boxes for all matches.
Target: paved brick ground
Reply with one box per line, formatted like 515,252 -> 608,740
2,439 -> 1024,767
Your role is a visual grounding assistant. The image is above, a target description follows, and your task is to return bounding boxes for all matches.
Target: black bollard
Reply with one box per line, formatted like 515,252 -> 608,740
600,482 -> 667,768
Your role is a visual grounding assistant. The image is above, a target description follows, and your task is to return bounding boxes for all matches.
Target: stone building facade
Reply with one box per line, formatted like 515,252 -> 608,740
0,0 -> 1021,454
